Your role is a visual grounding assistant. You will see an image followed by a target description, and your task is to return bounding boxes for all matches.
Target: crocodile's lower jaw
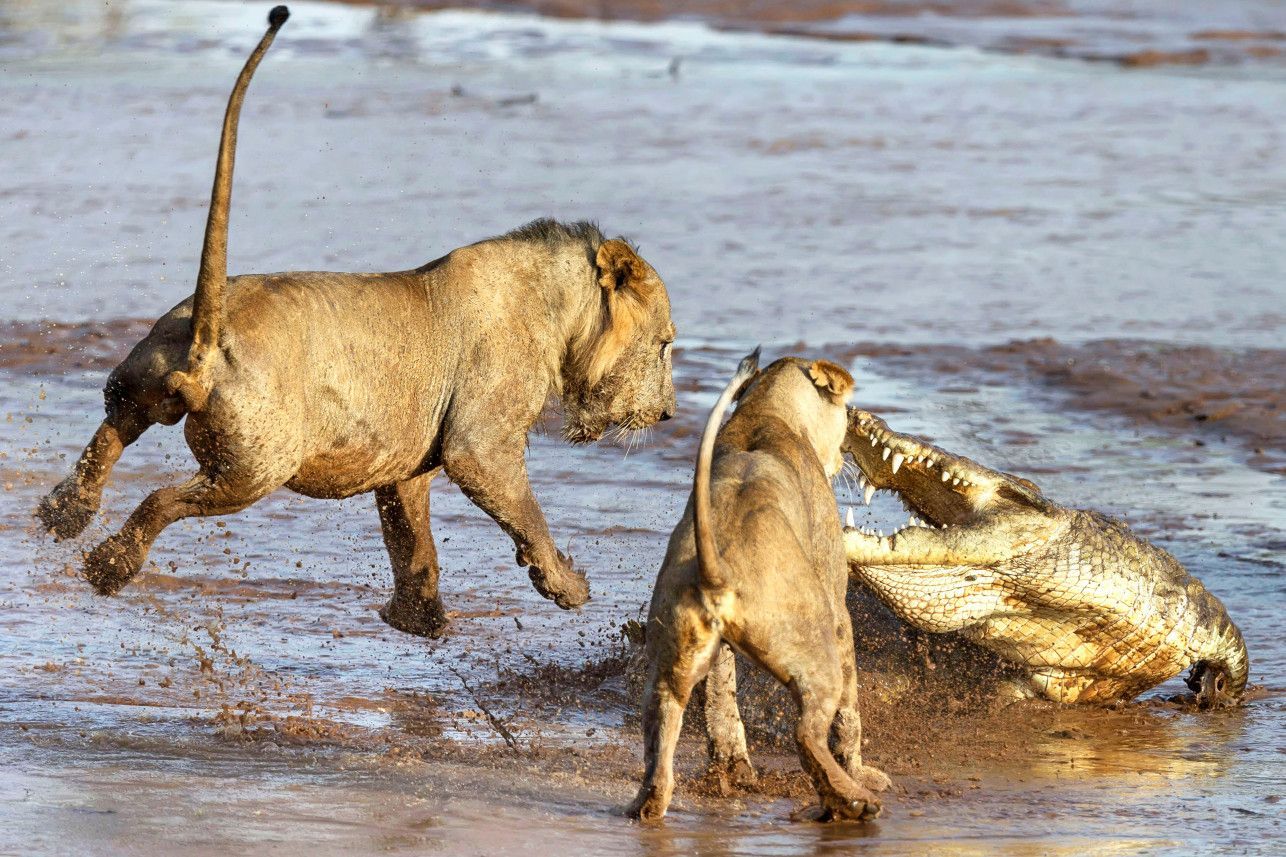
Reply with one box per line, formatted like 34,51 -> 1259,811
841,484 -> 940,546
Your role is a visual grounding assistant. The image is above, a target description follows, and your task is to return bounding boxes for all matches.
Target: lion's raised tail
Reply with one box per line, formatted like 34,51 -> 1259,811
694,347 -> 760,594
166,5 -> 290,412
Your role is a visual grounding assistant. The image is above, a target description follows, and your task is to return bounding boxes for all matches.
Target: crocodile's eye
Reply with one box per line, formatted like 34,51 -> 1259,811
1216,674 -> 1226,693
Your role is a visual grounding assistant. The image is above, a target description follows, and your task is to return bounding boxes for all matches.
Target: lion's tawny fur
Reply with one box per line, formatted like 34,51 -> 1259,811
36,12 -> 677,641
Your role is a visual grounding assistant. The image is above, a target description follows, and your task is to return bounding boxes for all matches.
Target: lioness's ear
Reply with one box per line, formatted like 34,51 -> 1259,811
596,239 -> 654,298
808,360 -> 855,404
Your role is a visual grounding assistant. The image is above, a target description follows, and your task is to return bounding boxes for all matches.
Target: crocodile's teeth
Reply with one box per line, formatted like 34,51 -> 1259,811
857,472 -> 867,490
845,507 -> 855,527
870,436 -> 879,447
877,530 -> 884,538
891,452 -> 904,474
941,470 -> 952,482
952,477 -> 961,486
864,484 -> 876,505
882,446 -> 892,461
924,458 -> 935,469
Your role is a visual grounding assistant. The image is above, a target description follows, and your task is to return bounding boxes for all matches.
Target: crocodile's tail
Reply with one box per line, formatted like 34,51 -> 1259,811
166,5 -> 291,412
694,347 -> 760,594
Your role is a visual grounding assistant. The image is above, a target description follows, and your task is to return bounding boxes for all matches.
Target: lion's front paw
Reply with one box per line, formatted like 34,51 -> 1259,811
379,594 -> 450,639
37,480 -> 98,541
83,534 -> 144,596
528,550 -> 590,609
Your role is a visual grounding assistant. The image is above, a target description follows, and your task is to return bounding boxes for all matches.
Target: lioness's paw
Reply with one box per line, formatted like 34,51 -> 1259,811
625,788 -> 668,823
704,756 -> 757,795
823,791 -> 881,823
856,765 -> 892,793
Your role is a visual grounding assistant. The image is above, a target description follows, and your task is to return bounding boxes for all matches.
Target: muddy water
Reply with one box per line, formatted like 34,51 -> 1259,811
1,1 -> 1283,854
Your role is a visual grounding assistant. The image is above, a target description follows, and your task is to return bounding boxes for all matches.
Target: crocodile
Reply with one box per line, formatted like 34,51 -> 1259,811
839,408 -> 1248,707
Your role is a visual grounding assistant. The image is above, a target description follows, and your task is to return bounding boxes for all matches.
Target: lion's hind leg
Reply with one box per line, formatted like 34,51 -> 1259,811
39,322 -> 193,541
791,674 -> 882,822
83,467 -> 285,596
38,403 -> 152,541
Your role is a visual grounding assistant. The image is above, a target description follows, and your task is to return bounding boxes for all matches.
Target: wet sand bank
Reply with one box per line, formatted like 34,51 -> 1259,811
5,331 -> 1282,855
4,635 -> 1277,856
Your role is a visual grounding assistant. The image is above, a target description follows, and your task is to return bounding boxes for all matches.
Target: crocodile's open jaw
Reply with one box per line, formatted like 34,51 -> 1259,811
837,408 -> 1249,706
841,408 -> 1044,537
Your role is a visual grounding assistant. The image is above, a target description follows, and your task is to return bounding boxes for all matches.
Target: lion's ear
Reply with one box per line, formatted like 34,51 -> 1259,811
808,360 -> 855,404
596,239 -> 653,298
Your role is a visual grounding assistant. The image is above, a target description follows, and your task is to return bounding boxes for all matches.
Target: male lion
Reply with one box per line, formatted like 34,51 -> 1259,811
36,6 -> 677,639
628,350 -> 890,822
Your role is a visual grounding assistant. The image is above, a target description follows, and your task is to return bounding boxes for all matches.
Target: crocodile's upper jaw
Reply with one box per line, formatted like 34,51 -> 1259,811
841,408 -> 1049,540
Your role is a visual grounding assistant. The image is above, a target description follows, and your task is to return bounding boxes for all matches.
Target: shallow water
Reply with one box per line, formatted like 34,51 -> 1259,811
0,1 -> 1283,854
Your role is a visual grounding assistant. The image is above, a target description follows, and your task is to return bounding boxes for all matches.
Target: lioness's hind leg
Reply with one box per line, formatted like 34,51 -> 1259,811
83,470 -> 281,596
831,652 -> 891,795
703,642 -> 756,789
38,406 -> 150,540
791,678 -> 881,823
375,471 -> 449,638
628,614 -> 720,822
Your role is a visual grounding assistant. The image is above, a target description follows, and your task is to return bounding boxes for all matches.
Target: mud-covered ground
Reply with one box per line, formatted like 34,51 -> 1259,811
1,1 -> 1283,855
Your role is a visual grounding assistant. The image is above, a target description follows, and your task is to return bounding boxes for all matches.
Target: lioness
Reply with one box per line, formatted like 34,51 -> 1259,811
628,350 -> 890,822
36,7 -> 677,638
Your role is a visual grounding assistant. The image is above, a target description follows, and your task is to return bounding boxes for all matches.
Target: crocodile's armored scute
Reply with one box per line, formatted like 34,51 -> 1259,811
841,409 -> 1248,706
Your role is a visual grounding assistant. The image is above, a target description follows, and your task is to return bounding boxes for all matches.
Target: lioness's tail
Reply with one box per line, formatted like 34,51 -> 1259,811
166,5 -> 290,412
694,347 -> 760,594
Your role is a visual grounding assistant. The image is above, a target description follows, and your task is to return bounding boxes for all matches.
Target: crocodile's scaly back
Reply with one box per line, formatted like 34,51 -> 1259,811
840,408 -> 1248,706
